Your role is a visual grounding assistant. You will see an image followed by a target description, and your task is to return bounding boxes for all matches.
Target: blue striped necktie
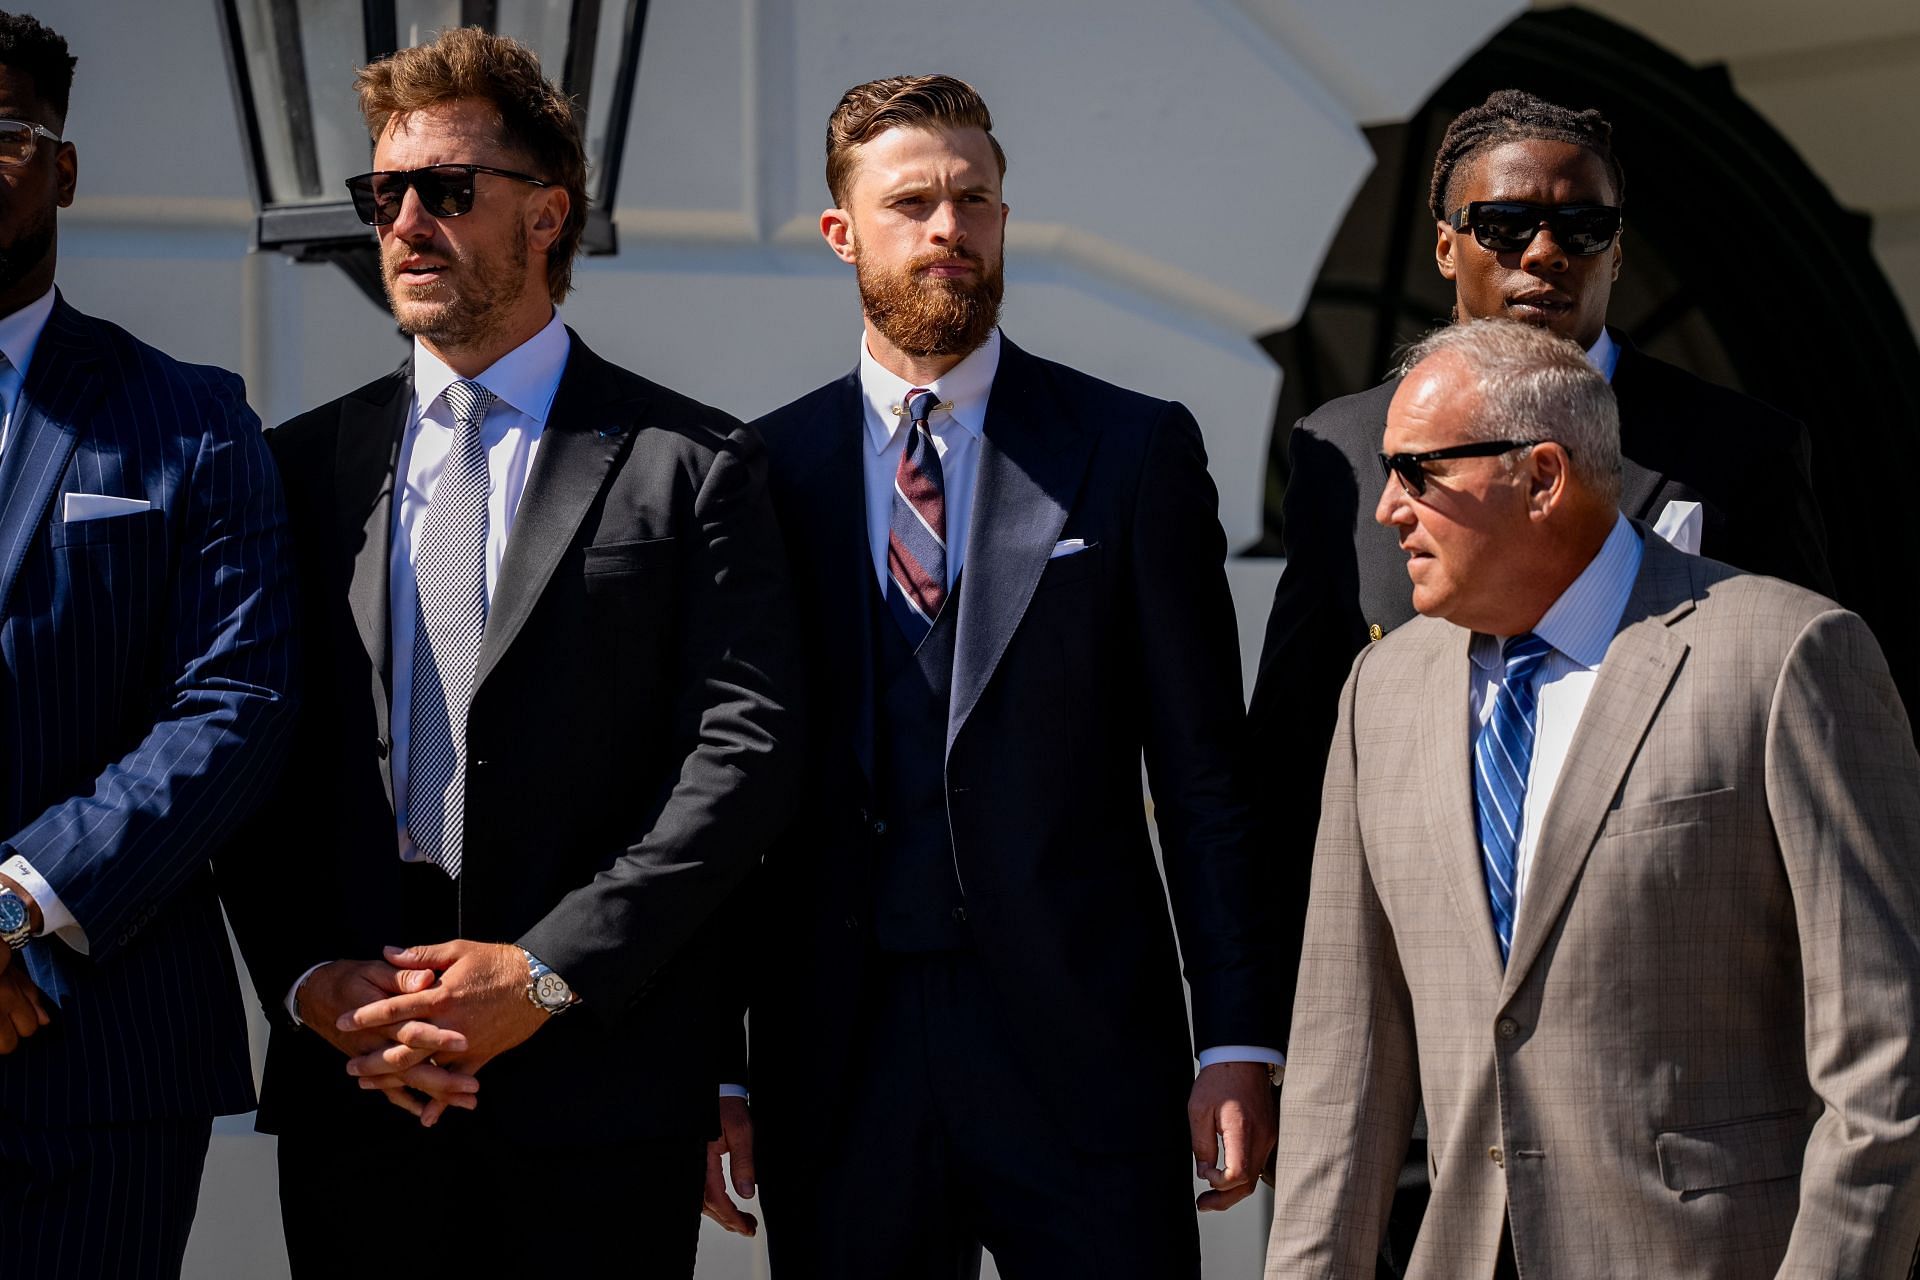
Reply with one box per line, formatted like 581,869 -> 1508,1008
406,379 -> 495,878
1474,632 -> 1554,964
885,388 -> 948,646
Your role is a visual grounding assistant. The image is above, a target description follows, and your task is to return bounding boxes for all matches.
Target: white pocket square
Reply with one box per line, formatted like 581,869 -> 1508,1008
1652,499 -> 1702,556
63,494 -> 152,523
1049,538 -> 1093,559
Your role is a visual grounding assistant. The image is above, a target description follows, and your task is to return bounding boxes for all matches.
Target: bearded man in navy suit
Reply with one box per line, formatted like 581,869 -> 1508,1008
0,12 -> 295,1278
705,74 -> 1282,1279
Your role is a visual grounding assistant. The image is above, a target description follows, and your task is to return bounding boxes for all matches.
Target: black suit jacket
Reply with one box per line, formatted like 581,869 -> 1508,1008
219,329 -> 802,1147
0,297 -> 294,1125
744,337 -> 1278,1156
1248,330 -> 1836,1022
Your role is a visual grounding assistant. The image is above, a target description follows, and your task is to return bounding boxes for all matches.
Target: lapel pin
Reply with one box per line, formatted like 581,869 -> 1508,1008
1369,624 -> 1385,642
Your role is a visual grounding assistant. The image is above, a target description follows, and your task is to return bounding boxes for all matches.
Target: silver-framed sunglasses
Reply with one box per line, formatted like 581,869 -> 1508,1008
0,118 -> 62,167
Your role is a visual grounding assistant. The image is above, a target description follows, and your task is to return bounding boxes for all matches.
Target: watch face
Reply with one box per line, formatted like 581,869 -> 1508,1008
0,894 -> 26,934
534,972 -> 570,1007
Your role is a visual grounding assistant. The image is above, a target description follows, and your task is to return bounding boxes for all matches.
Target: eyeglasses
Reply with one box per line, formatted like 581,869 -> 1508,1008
0,119 -> 62,167
344,164 -> 551,226
1448,201 -> 1622,256
1379,439 -> 1561,497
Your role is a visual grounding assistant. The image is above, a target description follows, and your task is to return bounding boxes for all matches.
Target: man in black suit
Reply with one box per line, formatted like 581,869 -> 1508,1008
1248,89 -> 1836,1275
701,75 -> 1279,1278
216,29 -> 800,1278
0,13 -> 296,1278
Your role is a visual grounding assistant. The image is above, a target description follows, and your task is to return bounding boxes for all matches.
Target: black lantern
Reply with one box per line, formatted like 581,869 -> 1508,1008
215,0 -> 647,303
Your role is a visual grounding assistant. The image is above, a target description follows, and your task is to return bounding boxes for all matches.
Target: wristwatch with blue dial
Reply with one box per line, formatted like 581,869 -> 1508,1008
0,888 -> 33,952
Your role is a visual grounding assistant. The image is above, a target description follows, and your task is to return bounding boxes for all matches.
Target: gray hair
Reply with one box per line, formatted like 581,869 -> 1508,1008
1396,320 -> 1621,503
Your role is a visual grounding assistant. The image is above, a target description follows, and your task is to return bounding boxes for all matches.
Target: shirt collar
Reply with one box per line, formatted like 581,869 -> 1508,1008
412,309 -> 569,425
859,327 -> 1001,455
0,286 -> 57,386
1586,327 -> 1620,384
1474,513 -> 1642,674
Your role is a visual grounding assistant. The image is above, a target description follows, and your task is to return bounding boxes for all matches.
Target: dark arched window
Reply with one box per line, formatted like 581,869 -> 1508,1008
1255,4 -> 1920,708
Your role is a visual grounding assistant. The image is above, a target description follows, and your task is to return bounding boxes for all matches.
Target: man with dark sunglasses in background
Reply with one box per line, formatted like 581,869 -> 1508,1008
1246,88 -> 1836,1277
0,12 -> 296,1278
216,26 -> 801,1278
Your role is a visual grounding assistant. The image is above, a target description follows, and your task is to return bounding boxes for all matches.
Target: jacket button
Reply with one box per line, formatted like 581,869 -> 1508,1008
871,819 -> 887,836
472,757 -> 489,769
1489,1146 -> 1504,1167
951,906 -> 967,924
1497,1018 -> 1519,1040
843,915 -> 860,932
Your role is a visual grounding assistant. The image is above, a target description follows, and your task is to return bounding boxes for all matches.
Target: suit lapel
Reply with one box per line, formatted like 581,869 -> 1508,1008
795,372 -> 879,787
476,332 -> 639,690
948,340 -> 1097,754
1416,623 -> 1508,985
0,299 -> 96,619
1610,335 -> 1669,522
1500,535 -> 1695,997
337,368 -> 408,693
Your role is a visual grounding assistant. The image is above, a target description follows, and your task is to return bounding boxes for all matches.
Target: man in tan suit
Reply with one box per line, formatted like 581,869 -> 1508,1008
1265,319 -> 1920,1279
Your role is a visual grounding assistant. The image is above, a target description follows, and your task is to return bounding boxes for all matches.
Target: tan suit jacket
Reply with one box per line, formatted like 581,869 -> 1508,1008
1266,531 -> 1920,1279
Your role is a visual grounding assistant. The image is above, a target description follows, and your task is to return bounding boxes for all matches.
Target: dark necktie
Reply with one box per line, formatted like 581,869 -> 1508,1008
885,388 -> 948,646
406,379 -> 495,878
1474,632 -> 1554,963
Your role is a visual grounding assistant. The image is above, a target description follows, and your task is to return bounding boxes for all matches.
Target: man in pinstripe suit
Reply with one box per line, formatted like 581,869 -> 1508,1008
1266,321 -> 1920,1278
0,12 -> 297,1279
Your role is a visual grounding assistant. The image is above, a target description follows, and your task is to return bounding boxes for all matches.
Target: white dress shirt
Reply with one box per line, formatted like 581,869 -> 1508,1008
390,311 -> 568,858
285,311 -> 568,1020
1468,514 -> 1643,904
2,286 -> 88,953
858,329 -> 996,592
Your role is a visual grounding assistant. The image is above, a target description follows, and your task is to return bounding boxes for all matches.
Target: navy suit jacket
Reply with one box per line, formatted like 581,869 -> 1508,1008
744,337 -> 1280,1155
0,295 -> 296,1124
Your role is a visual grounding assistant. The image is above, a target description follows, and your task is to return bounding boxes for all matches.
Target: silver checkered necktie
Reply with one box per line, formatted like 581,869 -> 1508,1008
405,379 -> 496,878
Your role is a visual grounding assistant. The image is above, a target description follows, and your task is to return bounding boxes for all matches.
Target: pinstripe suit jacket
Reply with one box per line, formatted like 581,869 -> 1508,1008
0,295 -> 295,1124
1266,531 -> 1920,1279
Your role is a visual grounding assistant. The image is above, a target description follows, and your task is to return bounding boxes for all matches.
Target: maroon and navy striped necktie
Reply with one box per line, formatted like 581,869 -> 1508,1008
885,387 -> 947,646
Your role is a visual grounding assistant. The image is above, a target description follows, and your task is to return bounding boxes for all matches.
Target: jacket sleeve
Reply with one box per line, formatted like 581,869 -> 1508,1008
1129,402 -> 1281,1051
7,372 -> 298,964
1246,418 -> 1372,1039
517,425 -> 805,1021
1264,645 -> 1416,1278
1769,609 -> 1920,1278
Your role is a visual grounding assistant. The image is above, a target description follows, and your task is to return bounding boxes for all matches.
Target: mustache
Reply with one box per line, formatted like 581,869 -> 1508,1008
908,247 -> 983,270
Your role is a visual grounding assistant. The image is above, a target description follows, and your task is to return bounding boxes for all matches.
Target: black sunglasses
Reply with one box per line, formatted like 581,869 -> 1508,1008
1379,439 -> 1562,497
1448,201 -> 1622,256
344,164 -> 552,226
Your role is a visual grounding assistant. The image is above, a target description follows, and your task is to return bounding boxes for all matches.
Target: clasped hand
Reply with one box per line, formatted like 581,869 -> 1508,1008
302,940 -> 549,1127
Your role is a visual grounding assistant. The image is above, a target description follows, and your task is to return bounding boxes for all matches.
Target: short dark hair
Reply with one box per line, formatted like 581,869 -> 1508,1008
1428,89 -> 1625,224
826,74 -> 1005,207
356,27 -> 587,304
0,11 -> 75,129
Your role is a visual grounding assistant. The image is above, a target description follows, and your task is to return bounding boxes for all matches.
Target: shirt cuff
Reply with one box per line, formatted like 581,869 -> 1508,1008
2,854 -> 89,955
1196,1045 -> 1284,1070
718,1084 -> 750,1100
285,962 -> 329,1026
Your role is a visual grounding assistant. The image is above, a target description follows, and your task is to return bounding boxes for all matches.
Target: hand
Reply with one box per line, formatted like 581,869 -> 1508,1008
297,959 -> 479,1121
0,964 -> 49,1053
1189,1061 -> 1277,1212
339,940 -> 550,1124
702,1095 -> 758,1236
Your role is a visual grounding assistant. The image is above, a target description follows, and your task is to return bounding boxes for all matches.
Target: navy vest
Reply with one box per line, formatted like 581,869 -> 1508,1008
869,580 -> 968,952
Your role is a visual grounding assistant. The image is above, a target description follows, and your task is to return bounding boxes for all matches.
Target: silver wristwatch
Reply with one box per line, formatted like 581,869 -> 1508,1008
0,888 -> 33,952
523,950 -> 576,1015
